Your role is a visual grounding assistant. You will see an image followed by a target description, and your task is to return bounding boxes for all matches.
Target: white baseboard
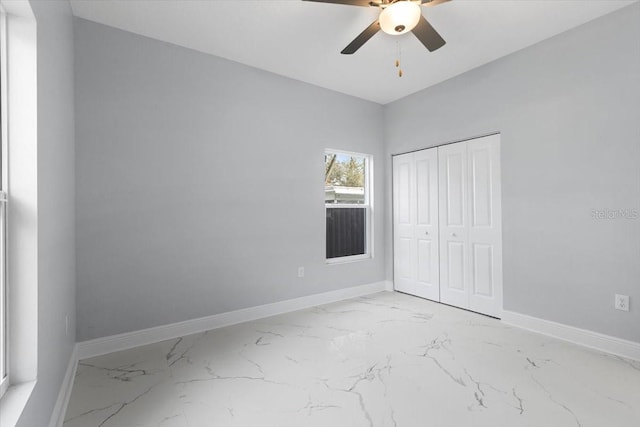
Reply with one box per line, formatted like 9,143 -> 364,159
48,344 -> 78,427
501,310 -> 640,362
384,280 -> 394,291
77,281 -> 389,360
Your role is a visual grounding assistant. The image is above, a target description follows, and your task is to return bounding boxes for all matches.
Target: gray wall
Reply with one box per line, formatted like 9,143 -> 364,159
74,19 -> 386,341
17,1 -> 76,426
75,4 -> 638,344
384,4 -> 640,342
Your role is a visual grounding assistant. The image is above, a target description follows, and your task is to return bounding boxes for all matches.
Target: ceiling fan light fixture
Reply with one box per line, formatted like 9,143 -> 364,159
379,1 -> 422,35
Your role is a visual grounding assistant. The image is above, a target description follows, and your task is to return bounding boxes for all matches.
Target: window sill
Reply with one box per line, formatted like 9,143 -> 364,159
326,254 -> 372,265
0,380 -> 36,427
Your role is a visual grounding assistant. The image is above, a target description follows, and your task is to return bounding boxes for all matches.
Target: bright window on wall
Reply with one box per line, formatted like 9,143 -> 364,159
325,150 -> 372,262
0,6 -> 8,399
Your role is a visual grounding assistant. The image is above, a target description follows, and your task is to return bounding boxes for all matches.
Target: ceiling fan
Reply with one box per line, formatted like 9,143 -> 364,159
303,0 -> 450,55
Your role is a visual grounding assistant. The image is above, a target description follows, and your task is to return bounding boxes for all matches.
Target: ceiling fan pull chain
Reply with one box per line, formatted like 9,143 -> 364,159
395,40 -> 400,68
396,40 -> 403,78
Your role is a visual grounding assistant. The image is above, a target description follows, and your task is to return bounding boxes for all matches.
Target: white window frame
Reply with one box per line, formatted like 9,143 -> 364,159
0,3 -> 38,421
0,5 -> 8,400
325,149 -> 374,264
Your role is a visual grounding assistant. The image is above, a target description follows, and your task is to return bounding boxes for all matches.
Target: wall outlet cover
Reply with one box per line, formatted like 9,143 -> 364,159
615,294 -> 630,312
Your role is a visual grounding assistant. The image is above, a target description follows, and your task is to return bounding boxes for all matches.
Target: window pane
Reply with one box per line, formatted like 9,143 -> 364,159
325,153 -> 365,204
326,207 -> 366,259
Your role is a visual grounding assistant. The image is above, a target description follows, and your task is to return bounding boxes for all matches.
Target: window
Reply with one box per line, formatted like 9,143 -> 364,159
325,150 -> 372,262
0,6 -> 7,399
0,4 -> 37,417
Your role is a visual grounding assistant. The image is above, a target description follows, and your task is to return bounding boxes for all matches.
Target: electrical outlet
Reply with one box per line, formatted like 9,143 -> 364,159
297,267 -> 304,278
615,294 -> 629,312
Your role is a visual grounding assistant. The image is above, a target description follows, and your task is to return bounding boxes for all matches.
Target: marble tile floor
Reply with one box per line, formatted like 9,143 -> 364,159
63,291 -> 640,427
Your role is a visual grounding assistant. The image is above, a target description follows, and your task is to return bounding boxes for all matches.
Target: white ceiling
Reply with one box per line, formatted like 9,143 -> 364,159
69,0 -> 636,104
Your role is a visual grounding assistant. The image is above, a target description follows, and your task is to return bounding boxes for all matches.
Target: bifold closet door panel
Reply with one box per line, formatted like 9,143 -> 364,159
413,149 -> 440,300
393,149 -> 440,301
438,143 -> 470,309
467,135 -> 502,317
393,153 -> 416,295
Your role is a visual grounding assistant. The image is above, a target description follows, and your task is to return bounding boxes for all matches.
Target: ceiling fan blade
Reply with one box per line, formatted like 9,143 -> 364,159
303,0 -> 373,7
412,15 -> 446,52
341,20 -> 380,55
421,0 -> 451,6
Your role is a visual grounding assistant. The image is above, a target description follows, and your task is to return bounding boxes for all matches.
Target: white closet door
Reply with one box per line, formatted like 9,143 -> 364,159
413,149 -> 440,300
393,153 -> 415,295
393,149 -> 439,301
438,143 -> 469,309
438,135 -> 502,317
394,136 -> 502,316
467,135 -> 502,317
